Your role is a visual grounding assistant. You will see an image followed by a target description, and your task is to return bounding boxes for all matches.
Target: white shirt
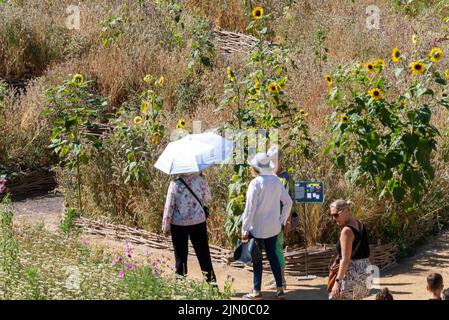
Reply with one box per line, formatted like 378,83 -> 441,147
241,175 -> 293,239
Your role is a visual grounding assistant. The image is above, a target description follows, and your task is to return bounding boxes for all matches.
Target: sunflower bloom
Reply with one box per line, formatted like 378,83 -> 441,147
176,118 -> 186,129
410,61 -> 426,75
151,132 -> 162,145
252,7 -> 264,20
268,82 -> 279,94
365,62 -> 375,72
412,34 -> 418,45
227,67 -> 235,81
144,74 -> 152,84
72,74 -> 84,85
429,48 -> 444,63
368,88 -> 382,100
156,76 -> 165,87
375,59 -> 385,71
445,69 -> 449,80
325,74 -> 333,86
140,102 -> 148,113
392,48 -> 401,63
280,82 -> 286,89
134,116 -> 143,125
340,114 -> 349,124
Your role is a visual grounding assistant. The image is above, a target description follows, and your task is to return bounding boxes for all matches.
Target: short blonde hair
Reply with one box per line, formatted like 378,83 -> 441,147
330,199 -> 352,211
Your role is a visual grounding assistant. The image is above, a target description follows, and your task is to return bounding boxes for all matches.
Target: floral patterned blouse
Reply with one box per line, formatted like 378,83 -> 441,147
162,174 -> 211,232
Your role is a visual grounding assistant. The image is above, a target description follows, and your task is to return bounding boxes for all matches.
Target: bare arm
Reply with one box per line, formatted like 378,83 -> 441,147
162,182 -> 176,235
337,227 -> 354,280
331,227 -> 354,298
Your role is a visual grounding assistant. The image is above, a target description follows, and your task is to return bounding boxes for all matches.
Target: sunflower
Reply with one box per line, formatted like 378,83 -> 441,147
268,82 -> 279,94
252,7 -> 264,20
140,102 -> 148,113
151,132 -> 162,145
392,48 -> 401,63
134,116 -> 143,125
176,118 -> 186,129
375,59 -> 385,71
365,62 -> 375,72
368,88 -> 382,100
445,69 -> 449,80
340,114 -> 349,124
400,99 -> 408,107
143,74 -> 152,84
429,47 -> 444,63
325,74 -> 333,86
72,74 -> 84,85
156,76 -> 165,87
254,79 -> 260,89
410,61 -> 426,75
227,67 -> 235,81
412,34 -> 418,45
299,109 -> 305,115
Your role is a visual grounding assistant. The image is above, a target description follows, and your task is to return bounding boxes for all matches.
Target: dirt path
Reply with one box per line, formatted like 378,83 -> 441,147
11,195 -> 449,300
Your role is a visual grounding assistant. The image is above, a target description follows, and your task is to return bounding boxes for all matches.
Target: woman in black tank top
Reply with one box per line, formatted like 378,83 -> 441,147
329,199 -> 371,300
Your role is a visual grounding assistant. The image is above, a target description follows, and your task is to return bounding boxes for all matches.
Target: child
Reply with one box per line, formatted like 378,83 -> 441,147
375,288 -> 393,300
427,273 -> 444,300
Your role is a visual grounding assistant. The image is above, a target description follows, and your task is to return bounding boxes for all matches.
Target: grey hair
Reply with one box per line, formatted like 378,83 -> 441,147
330,199 -> 353,211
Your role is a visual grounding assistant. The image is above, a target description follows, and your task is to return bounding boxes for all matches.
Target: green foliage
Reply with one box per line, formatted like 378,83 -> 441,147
216,6 -> 310,243
313,26 -> 328,72
157,0 -> 185,50
391,0 -> 433,16
325,49 -> 449,204
174,78 -> 201,113
0,78 -> 7,108
0,194 -> 20,275
111,75 -> 166,184
60,208 -> 80,236
100,15 -> 128,47
187,16 -> 215,74
25,267 -> 47,300
45,74 -> 107,214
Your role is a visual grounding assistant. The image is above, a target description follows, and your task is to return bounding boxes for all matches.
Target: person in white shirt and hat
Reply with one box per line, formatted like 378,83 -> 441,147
241,152 -> 293,300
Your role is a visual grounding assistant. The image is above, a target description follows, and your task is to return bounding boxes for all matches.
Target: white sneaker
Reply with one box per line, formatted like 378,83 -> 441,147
266,279 -> 286,290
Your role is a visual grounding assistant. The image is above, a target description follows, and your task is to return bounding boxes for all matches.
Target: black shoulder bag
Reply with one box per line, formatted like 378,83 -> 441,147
178,178 -> 210,219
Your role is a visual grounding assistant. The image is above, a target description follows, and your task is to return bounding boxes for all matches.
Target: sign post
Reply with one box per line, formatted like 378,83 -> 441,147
294,181 -> 325,280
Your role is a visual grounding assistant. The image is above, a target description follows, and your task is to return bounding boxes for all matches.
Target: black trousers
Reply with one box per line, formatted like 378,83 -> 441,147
171,222 -> 216,283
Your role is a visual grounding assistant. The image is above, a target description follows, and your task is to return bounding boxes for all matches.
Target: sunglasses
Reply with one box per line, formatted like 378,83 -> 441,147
330,209 -> 344,219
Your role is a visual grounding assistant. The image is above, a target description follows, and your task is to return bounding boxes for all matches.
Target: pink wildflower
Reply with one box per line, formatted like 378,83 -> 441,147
125,263 -> 134,270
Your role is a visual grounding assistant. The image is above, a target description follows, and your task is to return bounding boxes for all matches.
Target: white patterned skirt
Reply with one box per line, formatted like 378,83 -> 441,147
331,258 -> 371,300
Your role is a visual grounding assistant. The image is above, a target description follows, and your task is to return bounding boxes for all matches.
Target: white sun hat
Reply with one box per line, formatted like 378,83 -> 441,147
248,152 -> 275,175
267,145 -> 281,161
